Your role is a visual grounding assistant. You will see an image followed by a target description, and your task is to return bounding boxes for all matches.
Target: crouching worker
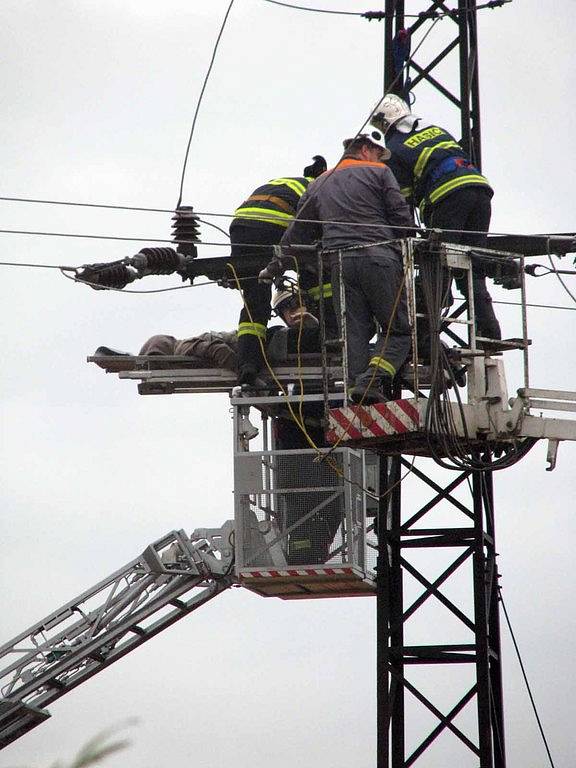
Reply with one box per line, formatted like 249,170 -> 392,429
229,155 -> 327,390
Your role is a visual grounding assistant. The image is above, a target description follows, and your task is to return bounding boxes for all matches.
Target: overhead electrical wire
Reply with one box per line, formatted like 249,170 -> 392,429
547,253 -> 576,306
1,195 -> 573,249
262,0 -> 362,16
176,0 -> 236,208
59,270 -> 224,294
1,260 -> 575,313
498,587 -> 557,768
0,220 -> 574,252
260,0 -> 512,19
478,481 -> 556,766
0,195 -> 174,214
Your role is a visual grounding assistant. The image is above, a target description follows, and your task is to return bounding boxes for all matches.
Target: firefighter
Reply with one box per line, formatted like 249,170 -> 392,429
270,287 -> 342,565
370,94 -> 501,341
230,155 -> 327,389
260,129 -> 414,404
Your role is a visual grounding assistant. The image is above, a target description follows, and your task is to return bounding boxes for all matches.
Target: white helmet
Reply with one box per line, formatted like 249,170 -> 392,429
343,127 -> 391,159
271,286 -> 319,328
271,287 -> 298,314
370,94 -> 412,135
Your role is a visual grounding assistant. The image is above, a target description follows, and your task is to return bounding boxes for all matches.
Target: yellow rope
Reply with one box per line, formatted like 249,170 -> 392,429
225,259 -> 412,502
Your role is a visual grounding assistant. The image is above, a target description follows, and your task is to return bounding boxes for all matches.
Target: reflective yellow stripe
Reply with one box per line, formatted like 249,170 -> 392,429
428,174 -> 490,205
268,178 -> 307,197
400,186 -> 413,198
369,356 -> 396,376
308,282 -> 332,300
290,538 -> 312,552
414,141 -> 461,179
238,322 -> 267,339
233,206 -> 293,227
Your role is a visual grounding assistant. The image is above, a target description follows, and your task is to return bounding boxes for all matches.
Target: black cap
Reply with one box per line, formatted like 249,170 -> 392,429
303,155 -> 327,179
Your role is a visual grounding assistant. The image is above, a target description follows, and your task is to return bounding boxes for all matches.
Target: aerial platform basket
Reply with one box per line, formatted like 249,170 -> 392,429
237,564 -> 375,599
231,398 -> 379,600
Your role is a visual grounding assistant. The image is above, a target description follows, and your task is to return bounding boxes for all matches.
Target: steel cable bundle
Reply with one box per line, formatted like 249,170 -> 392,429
419,246 -> 537,470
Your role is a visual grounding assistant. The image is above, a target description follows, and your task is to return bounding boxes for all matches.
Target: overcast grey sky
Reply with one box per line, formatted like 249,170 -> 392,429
1,1 -> 576,766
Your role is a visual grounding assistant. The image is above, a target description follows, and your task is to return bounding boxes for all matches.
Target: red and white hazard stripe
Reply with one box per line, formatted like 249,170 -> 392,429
326,399 -> 420,443
241,567 -> 355,578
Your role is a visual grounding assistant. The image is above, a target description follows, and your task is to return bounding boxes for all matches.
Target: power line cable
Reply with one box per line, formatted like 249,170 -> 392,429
59,270 -> 224,294
261,0 -> 512,18
2,261 -> 575,312
1,220 -> 574,246
262,0 -> 361,15
176,0 -> 236,208
0,195 -> 174,214
547,253 -> 576,306
499,587 -> 556,768
493,299 -> 576,312
1,196 -> 575,246
0,260 -> 77,271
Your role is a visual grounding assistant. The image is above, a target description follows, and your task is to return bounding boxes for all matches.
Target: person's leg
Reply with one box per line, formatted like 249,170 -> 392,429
457,191 -> 501,339
331,258 -> 374,389
354,248 -> 411,395
430,189 -> 501,340
176,332 -> 239,370
237,277 -> 272,385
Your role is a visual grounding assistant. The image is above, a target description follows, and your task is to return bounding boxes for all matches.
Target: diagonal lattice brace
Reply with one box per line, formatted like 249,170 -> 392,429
409,37 -> 460,92
400,547 -> 475,630
400,463 -> 473,528
389,667 -> 479,757
405,683 -> 479,766
409,55 -> 461,107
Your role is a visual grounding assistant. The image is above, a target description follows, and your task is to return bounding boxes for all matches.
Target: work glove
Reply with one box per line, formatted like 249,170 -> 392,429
493,259 -> 522,290
258,257 -> 284,284
258,267 -> 276,284
498,274 -> 523,290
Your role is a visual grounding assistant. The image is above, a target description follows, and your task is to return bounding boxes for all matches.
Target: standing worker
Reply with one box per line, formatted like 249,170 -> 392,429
230,155 -> 327,389
370,94 -> 501,341
260,129 -> 414,404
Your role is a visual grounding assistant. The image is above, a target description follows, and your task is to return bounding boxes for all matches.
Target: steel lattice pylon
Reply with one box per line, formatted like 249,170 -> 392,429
377,2 -> 503,766
377,455 -> 505,766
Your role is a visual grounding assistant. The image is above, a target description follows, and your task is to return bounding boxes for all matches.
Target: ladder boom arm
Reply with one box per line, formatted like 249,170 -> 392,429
0,523 -> 235,749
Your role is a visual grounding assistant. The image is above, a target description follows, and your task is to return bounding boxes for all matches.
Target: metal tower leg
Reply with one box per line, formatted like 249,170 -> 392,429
383,0 -> 483,170
377,455 -> 506,767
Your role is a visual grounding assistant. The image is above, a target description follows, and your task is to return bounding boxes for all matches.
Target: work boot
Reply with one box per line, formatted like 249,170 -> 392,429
349,383 -> 389,405
238,365 -> 259,387
474,295 -> 502,341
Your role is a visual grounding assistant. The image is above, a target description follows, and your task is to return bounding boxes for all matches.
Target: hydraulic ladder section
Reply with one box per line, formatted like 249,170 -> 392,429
0,525 -> 234,749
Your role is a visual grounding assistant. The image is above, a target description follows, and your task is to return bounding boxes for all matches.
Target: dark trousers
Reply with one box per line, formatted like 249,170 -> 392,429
331,246 -> 411,387
230,222 -> 282,378
427,187 -> 501,340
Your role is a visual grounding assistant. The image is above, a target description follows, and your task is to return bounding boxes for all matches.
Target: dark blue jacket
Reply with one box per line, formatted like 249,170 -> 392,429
385,123 -> 492,220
